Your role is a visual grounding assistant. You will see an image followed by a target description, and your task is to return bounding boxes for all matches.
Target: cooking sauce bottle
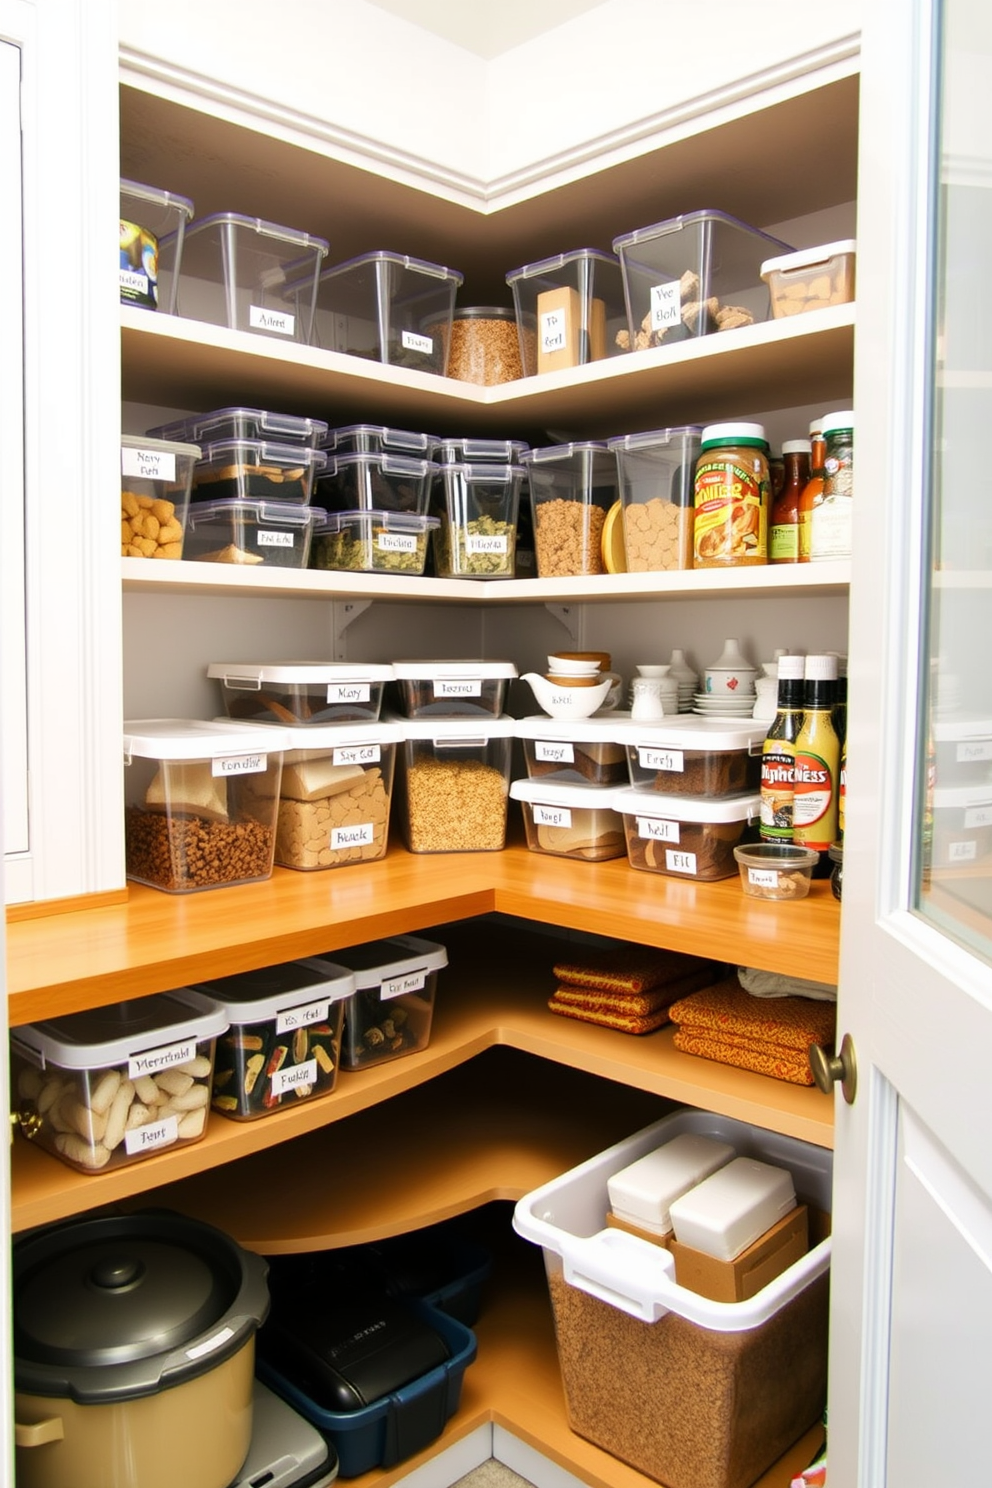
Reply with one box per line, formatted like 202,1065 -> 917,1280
759,654 -> 806,841
793,653 -> 840,876
797,420 -> 826,563
769,440 -> 811,564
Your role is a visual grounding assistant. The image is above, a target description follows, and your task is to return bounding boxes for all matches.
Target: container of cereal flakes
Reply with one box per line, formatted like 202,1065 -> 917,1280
396,717 -> 515,852
522,443 -> 618,578
268,721 -> 402,871
608,426 -> 703,572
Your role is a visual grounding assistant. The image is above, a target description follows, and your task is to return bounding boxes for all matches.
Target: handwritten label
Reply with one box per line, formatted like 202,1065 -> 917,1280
122,445 -> 176,482
271,1059 -> 318,1098
540,307 -> 567,354
330,822 -> 374,849
257,530 -> 294,548
956,740 -> 992,762
435,679 -> 482,698
377,532 -> 417,552
333,744 -> 380,766
128,1038 -> 196,1079
120,269 -> 149,296
535,741 -> 575,764
948,839 -> 979,863
533,804 -> 571,828
666,848 -> 698,875
964,805 -> 992,829
650,280 -> 680,332
636,816 -> 680,843
382,969 -> 427,1000
638,746 -> 683,773
249,304 -> 295,336
212,752 -> 267,778
327,683 -> 371,703
401,329 -> 433,355
124,1115 -> 179,1154
748,867 -> 780,889
276,999 -> 330,1035
466,534 -> 508,555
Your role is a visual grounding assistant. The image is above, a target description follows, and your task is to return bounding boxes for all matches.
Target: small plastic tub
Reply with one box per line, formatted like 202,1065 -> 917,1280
615,788 -> 760,881
191,440 -> 326,505
10,988 -> 227,1173
315,451 -> 436,515
622,717 -> 767,797
320,424 -> 436,458
760,239 -> 857,318
505,248 -> 627,375
516,715 -> 630,787
120,177 -> 194,313
190,956 -> 356,1118
612,209 -> 792,349
123,718 -> 286,893
392,660 -> 518,719
307,250 -> 463,372
120,434 -> 200,559
330,933 -> 447,1069
523,442 -> 618,578
608,426 -> 703,572
309,510 -> 438,575
148,406 -> 329,450
733,842 -> 819,901
163,211 -> 329,342
397,717 -> 515,852
268,721 -> 402,870
931,784 -> 992,868
184,499 -> 320,567
209,661 -> 394,727
510,779 -> 628,862
431,463 -> 525,579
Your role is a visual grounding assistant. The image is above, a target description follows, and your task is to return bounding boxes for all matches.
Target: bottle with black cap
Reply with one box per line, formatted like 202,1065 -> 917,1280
793,653 -> 841,877
759,654 -> 806,843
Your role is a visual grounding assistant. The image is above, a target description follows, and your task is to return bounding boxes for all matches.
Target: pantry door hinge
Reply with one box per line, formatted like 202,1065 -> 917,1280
330,600 -> 372,660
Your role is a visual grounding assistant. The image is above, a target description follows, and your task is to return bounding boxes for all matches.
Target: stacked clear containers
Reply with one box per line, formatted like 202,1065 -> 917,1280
506,248 -> 627,375
120,177 -> 194,313
523,442 -> 618,577
608,426 -> 703,572
210,661 -> 394,727
312,424 -> 438,574
432,439 -> 530,580
330,934 -> 448,1069
307,250 -> 463,373
513,716 -> 631,862
120,435 -> 200,560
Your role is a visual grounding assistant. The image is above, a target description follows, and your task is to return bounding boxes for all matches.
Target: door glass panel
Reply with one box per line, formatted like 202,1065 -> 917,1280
918,0 -> 992,956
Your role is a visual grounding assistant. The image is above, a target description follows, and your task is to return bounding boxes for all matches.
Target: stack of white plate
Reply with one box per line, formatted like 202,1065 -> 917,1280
692,692 -> 757,717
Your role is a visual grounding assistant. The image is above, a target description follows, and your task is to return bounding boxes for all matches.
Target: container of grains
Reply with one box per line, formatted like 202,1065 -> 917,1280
392,660 -> 518,719
314,451 -> 436,515
614,788 -> 760,881
267,721 -> 402,870
506,248 -> 627,376
120,435 -> 200,560
183,500 -> 320,567
438,306 -> 526,384
209,661 -> 394,727
522,442 -> 619,577
621,716 -> 767,798
10,988 -> 228,1173
306,249 -> 463,372
309,510 -> 438,575
516,715 -> 630,788
512,1108 -> 831,1488
123,718 -> 286,893
608,426 -> 703,572
120,177 -> 194,313
510,779 -> 628,861
431,462 -> 526,579
330,934 -> 448,1069
396,717 -> 515,853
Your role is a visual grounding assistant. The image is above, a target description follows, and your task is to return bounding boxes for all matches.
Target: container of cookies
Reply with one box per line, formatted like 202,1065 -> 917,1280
608,426 -> 703,572
510,779 -> 628,862
121,435 -> 200,559
329,934 -> 447,1069
190,957 -> 356,1119
614,788 -> 760,881
268,722 -> 402,871
622,717 -> 767,799
9,989 -> 228,1173
516,716 -> 629,788
190,440 -> 326,505
120,177 -> 194,313
209,662 -> 394,727
760,240 -> 856,319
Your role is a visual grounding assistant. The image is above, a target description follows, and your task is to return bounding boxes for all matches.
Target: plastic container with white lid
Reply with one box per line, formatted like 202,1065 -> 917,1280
123,718 -> 287,893
190,956 -> 356,1118
396,716 -> 516,853
315,450 -> 436,515
392,660 -> 518,719
183,499 -> 320,567
209,661 -> 395,727
930,782 -> 992,868
515,714 -> 630,787
606,1132 -> 737,1237
307,249 -> 464,372
505,247 -> 627,375
120,434 -> 200,560
10,988 -> 228,1174
932,716 -> 992,784
510,779 -> 628,861
191,440 -> 327,505
309,510 -> 438,575
148,407 -> 329,450
668,1155 -> 798,1262
760,239 -> 856,319
614,788 -> 760,881
120,177 -> 194,313
330,934 -> 448,1069
620,715 -> 767,797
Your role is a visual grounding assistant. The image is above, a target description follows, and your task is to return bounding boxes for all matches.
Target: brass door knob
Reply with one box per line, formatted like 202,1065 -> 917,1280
809,1032 -> 857,1104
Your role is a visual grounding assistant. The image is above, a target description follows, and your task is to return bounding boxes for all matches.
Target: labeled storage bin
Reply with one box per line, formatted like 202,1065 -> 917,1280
120,177 -> 193,312
516,715 -> 630,787
269,722 -> 402,870
10,988 -> 228,1173
506,248 -> 627,375
622,717 -> 766,797
608,426 -> 703,572
233,1381 -> 339,1488
184,499 -> 319,567
330,933 -> 447,1068
612,210 -> 792,350
308,250 -> 463,372
319,424 -> 436,458
932,717 -> 992,786
149,406 -> 329,450
392,660 -> 517,719
760,239 -> 857,318
523,442 -> 618,578
431,463 -> 525,579
397,717 -> 515,852
163,211 -> 328,342
510,779 -> 628,861
513,1109 -> 831,1488
309,510 -> 438,575
315,452 -> 435,515
930,784 -> 992,868
615,788 -> 760,881
191,440 -> 326,505
120,435 -> 200,560
210,661 -> 394,727
191,956 -> 355,1118
123,718 -> 286,893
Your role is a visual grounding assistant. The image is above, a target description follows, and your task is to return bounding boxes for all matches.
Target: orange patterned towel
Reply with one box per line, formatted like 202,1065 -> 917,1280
552,965 -> 716,1018
672,1029 -> 818,1086
668,979 -> 836,1051
552,945 -> 718,996
548,993 -> 675,1035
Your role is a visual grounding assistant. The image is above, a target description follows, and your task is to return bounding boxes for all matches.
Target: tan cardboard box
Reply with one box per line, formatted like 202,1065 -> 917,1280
670,1203 -> 809,1303
536,286 -> 606,372
606,1210 -> 673,1248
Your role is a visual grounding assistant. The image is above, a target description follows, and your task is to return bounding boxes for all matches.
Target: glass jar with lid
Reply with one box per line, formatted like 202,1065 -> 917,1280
692,421 -> 771,567
810,410 -> 854,561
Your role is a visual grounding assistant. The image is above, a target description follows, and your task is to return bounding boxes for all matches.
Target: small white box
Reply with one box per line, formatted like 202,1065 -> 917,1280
607,1133 -> 737,1235
669,1155 -> 797,1261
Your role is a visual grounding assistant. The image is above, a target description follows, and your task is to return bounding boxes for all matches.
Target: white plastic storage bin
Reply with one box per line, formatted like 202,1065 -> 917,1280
512,1109 -> 831,1488
120,435 -> 200,560
330,934 -> 448,1069
397,717 -> 515,852
615,788 -> 760,881
120,178 -> 194,313
505,248 -> 627,375
621,716 -> 767,798
392,660 -> 518,719
268,721 -> 402,871
308,250 -> 463,372
10,989 -> 228,1173
510,779 -> 628,861
209,661 -> 394,728
515,715 -> 630,788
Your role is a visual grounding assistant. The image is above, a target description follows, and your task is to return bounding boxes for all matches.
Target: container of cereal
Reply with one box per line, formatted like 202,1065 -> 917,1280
191,441 -> 326,505
431,463 -> 525,579
510,780 -> 628,861
184,500 -> 320,567
149,406 -> 329,450
315,452 -> 435,515
440,305 -> 526,384
330,934 -> 448,1069
733,842 -> 819,900
190,957 -> 356,1118
123,718 -> 286,893
516,715 -> 629,787
615,789 -> 760,881
608,426 -> 703,572
120,177 -> 194,313
622,717 -> 767,798
391,661 -> 518,719
397,717 -> 515,853
930,784 -> 992,869
10,988 -> 228,1173
522,443 -> 618,578
309,510 -> 438,575
505,249 -> 627,375
209,661 -> 394,727
760,240 -> 857,319
268,722 -> 402,870
307,250 -> 463,372
120,435 -> 200,560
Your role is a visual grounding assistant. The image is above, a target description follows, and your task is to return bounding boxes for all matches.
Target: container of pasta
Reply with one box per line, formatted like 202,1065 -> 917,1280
396,717 -> 515,853
330,934 -> 448,1069
615,789 -> 760,881
269,722 -> 402,871
510,779 -> 628,861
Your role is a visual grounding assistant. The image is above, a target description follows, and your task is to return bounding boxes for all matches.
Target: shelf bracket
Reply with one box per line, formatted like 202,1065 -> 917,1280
331,600 -> 373,660
544,603 -> 583,645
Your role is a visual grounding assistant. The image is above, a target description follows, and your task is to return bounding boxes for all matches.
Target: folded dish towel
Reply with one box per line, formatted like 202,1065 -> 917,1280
668,979 -> 837,1085
548,963 -> 718,1035
552,945 -> 719,997
737,965 -> 837,1003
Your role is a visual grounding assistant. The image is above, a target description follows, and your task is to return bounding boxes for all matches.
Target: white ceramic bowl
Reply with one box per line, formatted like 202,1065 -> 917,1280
703,666 -> 756,697
521,673 -> 614,720
546,656 -> 601,676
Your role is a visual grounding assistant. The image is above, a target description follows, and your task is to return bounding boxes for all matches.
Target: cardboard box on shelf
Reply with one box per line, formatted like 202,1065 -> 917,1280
671,1203 -> 809,1303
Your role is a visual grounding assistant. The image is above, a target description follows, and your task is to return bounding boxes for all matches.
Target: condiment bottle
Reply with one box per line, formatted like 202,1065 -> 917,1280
692,422 -> 770,567
770,439 -> 811,564
793,653 -> 841,876
759,654 -> 806,842
797,420 -> 826,563
810,411 -> 854,561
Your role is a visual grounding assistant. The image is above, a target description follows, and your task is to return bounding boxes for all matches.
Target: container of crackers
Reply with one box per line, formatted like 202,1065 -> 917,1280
210,661 -> 394,727
121,434 -> 200,559
269,721 -> 402,871
547,943 -> 719,1035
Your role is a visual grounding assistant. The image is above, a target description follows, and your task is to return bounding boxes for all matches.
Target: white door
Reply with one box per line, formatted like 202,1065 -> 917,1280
829,0 -> 992,1482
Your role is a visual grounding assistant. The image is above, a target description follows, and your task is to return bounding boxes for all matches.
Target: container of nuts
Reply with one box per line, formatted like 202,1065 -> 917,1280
330,934 -> 448,1070
10,988 -> 228,1173
608,426 -> 703,572
614,788 -> 760,881
268,721 -> 402,871
522,442 -> 619,578
121,434 -> 200,560
396,716 -> 515,852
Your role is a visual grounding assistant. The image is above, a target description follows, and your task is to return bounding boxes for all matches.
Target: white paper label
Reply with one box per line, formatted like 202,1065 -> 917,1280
276,999 -> 330,1034
122,445 -> 176,482
638,746 -> 684,773
533,804 -> 572,828
212,752 -> 268,778
948,839 -> 979,862
257,530 -> 294,548
540,307 -> 567,354
330,822 -> 374,849
377,532 -> 417,553
637,816 -> 680,843
435,679 -> 482,698
956,740 -> 992,762
333,744 -> 380,766
128,1038 -> 197,1079
327,683 -> 371,704
249,304 -> 295,336
650,281 -> 681,332
124,1114 -> 179,1154
270,1058 -> 318,1097
748,867 -> 780,888
666,848 -> 698,874
120,269 -> 149,295
535,741 -> 575,764
466,534 -> 508,555
964,805 -> 992,829
381,969 -> 427,999
401,329 -> 433,355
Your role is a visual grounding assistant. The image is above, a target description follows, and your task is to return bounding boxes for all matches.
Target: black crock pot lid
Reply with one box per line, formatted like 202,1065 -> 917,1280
13,1211 -> 269,1403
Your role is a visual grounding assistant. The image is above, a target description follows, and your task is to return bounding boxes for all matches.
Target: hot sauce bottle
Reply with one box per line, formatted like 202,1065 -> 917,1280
797,420 -> 826,563
769,440 -> 811,564
793,653 -> 840,876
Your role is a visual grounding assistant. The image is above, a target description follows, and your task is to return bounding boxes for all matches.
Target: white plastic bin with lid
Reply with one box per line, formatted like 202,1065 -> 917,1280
620,715 -> 767,798
608,426 -> 703,572
932,716 -> 992,786
307,250 -> 463,372
760,239 -> 857,318
615,788 -> 760,881
10,988 -> 228,1173
431,463 -> 525,579
510,779 -> 628,861
183,499 -> 320,568
392,660 -> 518,719
148,407 -> 329,450
516,715 -> 629,788
505,248 -> 627,375
190,957 -> 356,1118
120,177 -> 194,312
190,440 -> 326,505
123,719 -> 287,893
309,510 -> 438,575
930,783 -> 992,868
397,717 -> 515,852
512,1108 -> 831,1488
210,661 -> 394,727
329,934 -> 448,1069
120,435 -> 200,560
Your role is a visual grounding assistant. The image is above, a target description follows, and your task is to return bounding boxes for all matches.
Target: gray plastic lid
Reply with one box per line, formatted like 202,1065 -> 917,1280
148,408 -> 329,447
607,426 -> 703,453
506,247 -> 620,283
435,437 -> 530,463
319,425 -> 435,456
185,500 -> 320,527
612,209 -> 792,254
196,439 -> 327,470
329,934 -> 448,988
177,212 -> 330,255
11,987 -> 228,1069
191,957 -> 356,1024
120,177 -> 194,221
521,441 -> 612,464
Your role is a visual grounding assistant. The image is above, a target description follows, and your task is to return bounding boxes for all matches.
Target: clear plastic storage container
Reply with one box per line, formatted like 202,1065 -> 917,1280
315,451 -> 435,515
123,718 -> 286,892
120,177 -> 194,313
184,500 -> 320,567
615,788 -> 760,881
190,440 -> 326,505
309,510 -> 438,575
760,239 -> 857,318
148,406 -> 329,450
431,463 -> 525,579
930,784 -> 992,869
330,934 -> 448,1069
319,424 -> 436,458
392,660 -> 518,719
397,717 -> 515,852
269,721 -> 402,870
10,989 -> 228,1173
120,435 -> 200,560
307,250 -> 463,372
209,661 -> 394,727
622,717 -> 767,797
433,437 -> 530,466
506,248 -> 627,375
510,779 -> 628,861
522,442 -> 618,577
608,426 -> 703,572
441,305 -> 526,384
516,715 -> 630,788
932,717 -> 992,786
